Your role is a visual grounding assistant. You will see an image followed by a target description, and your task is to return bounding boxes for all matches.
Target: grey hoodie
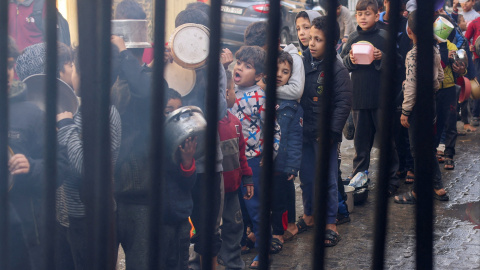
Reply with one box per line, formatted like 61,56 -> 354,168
277,44 -> 305,101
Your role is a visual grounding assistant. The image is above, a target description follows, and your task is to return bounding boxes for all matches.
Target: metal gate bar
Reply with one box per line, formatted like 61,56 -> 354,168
312,1 -> 338,268
0,0 -> 9,268
414,2 -> 435,269
148,0 -> 167,269
372,0 -> 401,268
43,0 -> 58,269
200,0 -> 222,268
258,0 -> 281,268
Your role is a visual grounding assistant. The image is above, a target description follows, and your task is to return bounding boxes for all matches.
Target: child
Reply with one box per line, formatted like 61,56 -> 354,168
337,0 -> 356,45
217,70 -> 254,269
229,45 -> 280,268
244,21 -> 305,101
465,14 -> 480,128
395,10 -> 449,204
435,14 -> 467,171
340,0 -> 400,196
295,11 -> 322,52
298,16 -> 352,247
55,46 -> 122,270
57,42 -> 74,88
454,0 -> 480,24
159,88 -> 198,270
270,51 -> 303,251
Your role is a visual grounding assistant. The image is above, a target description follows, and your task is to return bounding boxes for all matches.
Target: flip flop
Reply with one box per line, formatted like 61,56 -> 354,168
394,191 -> 416,204
283,230 -> 296,242
405,174 -> 415,184
296,217 -> 313,234
269,238 -> 283,254
433,191 -> 449,201
325,229 -> 341,247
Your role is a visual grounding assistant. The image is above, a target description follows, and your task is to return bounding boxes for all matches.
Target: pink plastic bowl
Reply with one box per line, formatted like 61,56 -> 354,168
352,43 -> 374,65
457,76 -> 471,103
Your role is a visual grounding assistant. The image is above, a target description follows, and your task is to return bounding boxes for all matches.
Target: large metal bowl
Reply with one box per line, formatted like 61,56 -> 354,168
112,20 -> 152,49
164,106 -> 206,164
23,74 -> 79,115
453,49 -> 468,68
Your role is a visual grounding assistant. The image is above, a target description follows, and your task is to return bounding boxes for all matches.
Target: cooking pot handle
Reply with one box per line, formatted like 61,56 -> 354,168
175,107 -> 193,121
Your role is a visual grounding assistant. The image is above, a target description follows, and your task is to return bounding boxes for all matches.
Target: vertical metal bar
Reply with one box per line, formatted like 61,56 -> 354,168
257,0 -> 280,268
0,0 -> 9,268
414,2 -> 435,270
76,0 -> 99,268
44,0 -> 58,269
149,0 -> 166,268
94,0 -> 115,269
312,0 -> 337,268
200,0 -> 222,269
372,0 -> 400,269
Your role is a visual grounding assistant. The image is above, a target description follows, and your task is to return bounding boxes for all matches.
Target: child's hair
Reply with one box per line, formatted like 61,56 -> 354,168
114,0 -> 146,19
244,21 -> 268,47
337,0 -> 342,7
225,69 -> 233,88
475,1 -> 480,12
57,42 -> 73,78
278,51 -> 293,71
295,11 -> 310,22
407,10 -> 417,36
356,0 -> 379,13
235,46 -> 266,75
175,9 -> 209,28
311,16 -> 340,44
186,2 -> 211,17
73,45 -> 121,87
164,88 -> 182,107
376,0 -> 384,11
8,36 -> 19,60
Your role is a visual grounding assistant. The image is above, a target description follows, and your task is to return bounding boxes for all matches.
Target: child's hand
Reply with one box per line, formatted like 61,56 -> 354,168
111,35 -> 127,52
452,62 -> 466,74
448,50 -> 456,59
400,114 -> 410,128
164,45 -> 173,63
179,136 -> 197,170
341,37 -> 348,43
349,49 -> 357,64
220,48 -> 233,69
373,48 -> 382,60
287,174 -> 295,181
9,154 -> 30,175
57,111 -> 73,122
470,44 -> 475,52
243,186 -> 254,200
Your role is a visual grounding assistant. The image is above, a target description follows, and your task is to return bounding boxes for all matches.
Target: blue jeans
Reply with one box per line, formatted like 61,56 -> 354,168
240,157 -> 262,248
299,141 -> 338,225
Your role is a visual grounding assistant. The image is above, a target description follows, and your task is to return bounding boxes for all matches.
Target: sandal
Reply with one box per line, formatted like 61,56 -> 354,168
394,191 -> 416,204
444,158 -> 455,170
269,238 -> 283,254
336,213 -> 351,225
433,191 -> 449,201
324,229 -> 341,247
405,172 -> 415,184
437,154 -> 445,163
387,184 -> 398,197
296,217 -> 313,234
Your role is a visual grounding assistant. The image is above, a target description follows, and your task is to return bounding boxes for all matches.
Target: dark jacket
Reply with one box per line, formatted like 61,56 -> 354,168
301,49 -> 352,143
274,99 -> 303,176
340,25 -> 387,110
162,161 -> 197,225
114,49 -> 154,204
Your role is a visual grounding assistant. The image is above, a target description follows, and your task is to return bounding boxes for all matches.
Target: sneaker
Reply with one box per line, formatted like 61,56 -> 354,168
472,117 -> 479,126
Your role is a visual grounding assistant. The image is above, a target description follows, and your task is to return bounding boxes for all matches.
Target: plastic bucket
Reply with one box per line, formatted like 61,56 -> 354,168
434,16 -> 454,42
344,185 -> 355,213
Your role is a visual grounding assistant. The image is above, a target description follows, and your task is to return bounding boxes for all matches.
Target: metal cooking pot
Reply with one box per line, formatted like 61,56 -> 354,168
7,147 -> 14,191
164,106 -> 206,164
111,20 -> 152,48
471,78 -> 480,100
23,74 -> 79,115
453,49 -> 468,68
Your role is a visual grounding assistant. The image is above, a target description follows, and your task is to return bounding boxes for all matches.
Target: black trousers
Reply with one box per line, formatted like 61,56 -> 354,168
435,86 -> 458,158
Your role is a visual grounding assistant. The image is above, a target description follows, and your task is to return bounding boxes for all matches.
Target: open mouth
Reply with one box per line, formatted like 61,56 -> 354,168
234,72 -> 241,83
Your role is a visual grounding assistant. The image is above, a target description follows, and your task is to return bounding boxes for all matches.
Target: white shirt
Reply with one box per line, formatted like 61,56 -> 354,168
462,9 -> 480,24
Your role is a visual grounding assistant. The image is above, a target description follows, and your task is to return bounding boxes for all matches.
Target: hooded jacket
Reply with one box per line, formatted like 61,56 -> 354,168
277,44 -> 305,101
8,0 -> 43,52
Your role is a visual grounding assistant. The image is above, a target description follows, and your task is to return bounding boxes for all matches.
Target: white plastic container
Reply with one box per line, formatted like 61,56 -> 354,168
351,42 -> 374,65
344,185 -> 355,213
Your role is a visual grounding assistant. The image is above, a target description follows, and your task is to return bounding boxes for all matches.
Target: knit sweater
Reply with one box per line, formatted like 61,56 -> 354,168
402,45 -> 444,116
218,112 -> 253,193
55,107 -> 122,227
230,85 -> 280,159
340,25 -> 388,110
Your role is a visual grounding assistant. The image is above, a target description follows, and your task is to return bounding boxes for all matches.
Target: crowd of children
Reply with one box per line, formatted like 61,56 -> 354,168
5,0 -> 480,269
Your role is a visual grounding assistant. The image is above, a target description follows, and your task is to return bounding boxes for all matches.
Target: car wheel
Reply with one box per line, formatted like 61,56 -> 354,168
280,28 -> 290,45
